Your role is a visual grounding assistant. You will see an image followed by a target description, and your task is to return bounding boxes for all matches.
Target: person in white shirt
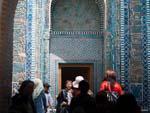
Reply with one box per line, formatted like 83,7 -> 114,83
44,83 -> 54,109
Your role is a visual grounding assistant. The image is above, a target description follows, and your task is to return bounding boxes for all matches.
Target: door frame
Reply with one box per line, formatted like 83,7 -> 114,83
58,63 -> 93,92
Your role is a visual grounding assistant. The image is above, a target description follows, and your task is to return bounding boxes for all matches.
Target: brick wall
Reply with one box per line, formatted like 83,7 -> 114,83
0,0 -> 18,113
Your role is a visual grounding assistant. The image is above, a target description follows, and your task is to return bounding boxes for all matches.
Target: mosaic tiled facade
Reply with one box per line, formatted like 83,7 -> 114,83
13,0 -> 26,81
11,0 -> 150,111
13,0 -> 50,81
50,32 -> 103,97
103,0 -> 150,111
52,0 -> 101,31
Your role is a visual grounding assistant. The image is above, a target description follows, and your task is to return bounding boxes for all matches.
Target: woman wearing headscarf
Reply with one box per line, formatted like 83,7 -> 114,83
33,78 -> 47,113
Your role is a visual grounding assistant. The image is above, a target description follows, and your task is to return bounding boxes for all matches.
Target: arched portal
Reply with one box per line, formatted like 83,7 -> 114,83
50,0 -> 105,95
52,0 -> 101,31
51,0 -> 105,31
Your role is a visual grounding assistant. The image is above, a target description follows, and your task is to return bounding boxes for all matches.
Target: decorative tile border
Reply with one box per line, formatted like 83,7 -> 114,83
25,0 -> 33,79
120,0 -> 130,91
142,0 -> 150,110
50,31 -> 103,39
130,83 -> 143,101
26,0 -> 36,80
106,0 -> 118,71
50,31 -> 102,35
146,0 -> 150,110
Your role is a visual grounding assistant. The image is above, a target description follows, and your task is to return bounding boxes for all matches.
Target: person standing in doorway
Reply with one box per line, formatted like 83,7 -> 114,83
56,80 -> 73,113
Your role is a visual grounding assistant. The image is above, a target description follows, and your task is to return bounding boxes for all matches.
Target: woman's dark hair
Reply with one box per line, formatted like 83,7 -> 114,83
18,80 -> 34,95
43,83 -> 50,88
65,80 -> 72,85
104,69 -> 117,90
105,69 -> 116,81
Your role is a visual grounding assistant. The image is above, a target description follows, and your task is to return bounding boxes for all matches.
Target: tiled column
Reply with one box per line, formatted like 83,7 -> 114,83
26,0 -> 36,80
146,0 -> 150,110
120,0 -> 130,90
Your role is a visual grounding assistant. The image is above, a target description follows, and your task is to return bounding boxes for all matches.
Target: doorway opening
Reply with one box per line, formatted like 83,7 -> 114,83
58,64 -> 93,92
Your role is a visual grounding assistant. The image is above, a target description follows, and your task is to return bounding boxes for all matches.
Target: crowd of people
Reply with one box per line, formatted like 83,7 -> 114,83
8,69 -> 141,113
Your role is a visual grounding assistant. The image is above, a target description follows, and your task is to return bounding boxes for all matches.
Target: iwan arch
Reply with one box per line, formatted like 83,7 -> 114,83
50,0 -> 105,95
0,0 -> 150,113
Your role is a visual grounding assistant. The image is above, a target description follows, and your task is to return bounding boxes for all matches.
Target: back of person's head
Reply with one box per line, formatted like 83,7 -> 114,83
105,69 -> 116,81
18,80 -> 34,96
116,93 -> 140,113
43,83 -> 50,88
79,80 -> 89,95
43,83 -> 50,93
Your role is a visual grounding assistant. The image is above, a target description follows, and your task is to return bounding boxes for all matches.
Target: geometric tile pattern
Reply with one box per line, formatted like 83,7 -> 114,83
128,0 -> 145,110
12,0 -> 150,110
50,0 -> 105,102
141,0 -> 150,110
13,0 -> 50,82
13,0 -> 26,81
130,83 -> 143,101
37,0 -> 50,83
130,0 -> 143,83
142,0 -> 148,110
50,0 -> 104,31
26,0 -> 36,80
50,31 -> 103,99
145,0 -> 150,110
106,0 -> 117,71
120,0 -> 130,91
146,0 -> 150,110
119,0 -> 150,111
52,0 -> 101,31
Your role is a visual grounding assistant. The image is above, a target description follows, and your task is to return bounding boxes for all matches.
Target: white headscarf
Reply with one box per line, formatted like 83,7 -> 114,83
33,78 -> 44,99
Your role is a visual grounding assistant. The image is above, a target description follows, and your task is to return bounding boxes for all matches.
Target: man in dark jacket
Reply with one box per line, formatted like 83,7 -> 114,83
8,80 -> 36,113
70,80 -> 96,113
